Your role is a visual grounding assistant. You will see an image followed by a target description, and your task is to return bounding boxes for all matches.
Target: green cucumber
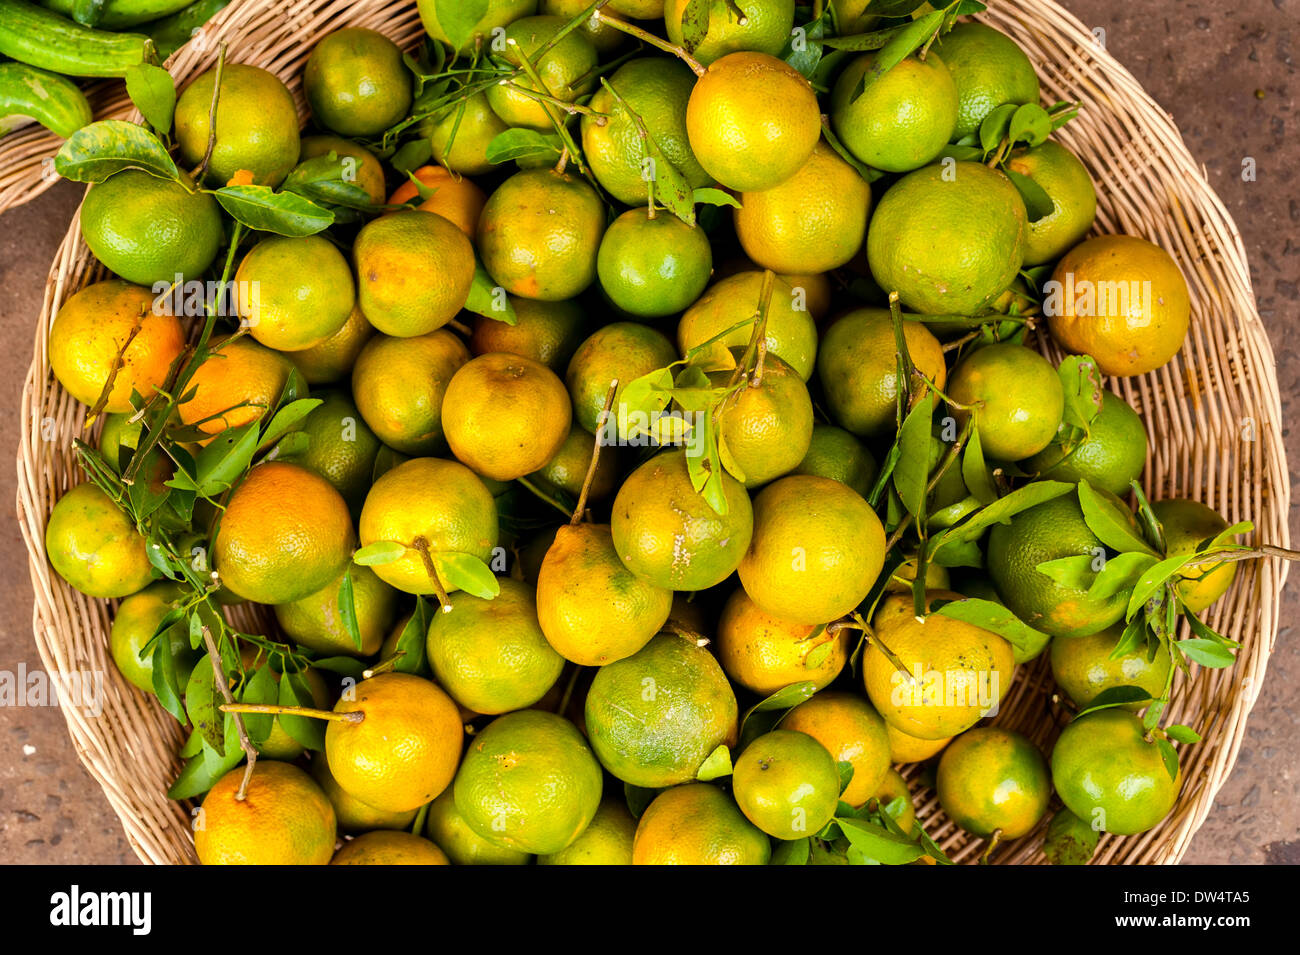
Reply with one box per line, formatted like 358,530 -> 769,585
0,0 -> 150,77
0,61 -> 93,137
40,0 -> 193,29
146,0 -> 229,61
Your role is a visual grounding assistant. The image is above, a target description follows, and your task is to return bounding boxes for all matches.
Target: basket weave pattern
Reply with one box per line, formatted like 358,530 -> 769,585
14,0 -> 1290,865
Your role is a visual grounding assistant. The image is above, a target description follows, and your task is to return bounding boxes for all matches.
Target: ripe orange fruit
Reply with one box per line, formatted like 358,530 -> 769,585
678,271 -> 819,381
715,587 -> 850,696
611,449 -> 754,591
478,167 -> 605,301
274,563 -> 397,658
886,723 -> 952,763
48,280 -> 183,414
735,140 -> 871,275
711,351 -> 814,487
1152,498 -> 1238,612
862,592 -> 1015,740
538,798 -> 636,865
732,729 -> 840,840
484,16 -> 597,130
947,343 -> 1065,461
664,0 -> 795,65
388,165 -> 487,238
442,352 -> 572,481
357,457 -> 499,596
426,578 -> 565,714
214,461 -> 353,604
566,321 -> 677,435
46,482 -> 154,599
352,329 -> 469,456
326,672 -> 465,813
195,761 -> 336,865
781,691 -> 892,807
175,64 -> 300,187
738,475 -> 886,625
178,337 -> 293,442
353,210 -> 476,337
469,297 -> 587,370
686,51 -> 821,192
585,632 -> 738,788
1045,235 -> 1191,377
453,709 -> 603,855
235,235 -> 355,352
311,750 -> 417,833
816,308 -> 947,438
332,830 -> 449,865
536,522 -> 672,666
937,727 -> 1051,839
633,783 -> 770,865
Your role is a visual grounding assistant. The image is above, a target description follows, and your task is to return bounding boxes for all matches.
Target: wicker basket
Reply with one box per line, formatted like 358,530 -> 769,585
15,0 -> 1290,865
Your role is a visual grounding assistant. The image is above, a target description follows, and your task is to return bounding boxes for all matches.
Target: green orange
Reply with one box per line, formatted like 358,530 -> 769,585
426,578 -> 564,714
274,563 -> 397,658
425,790 -> 530,865
46,482 -> 154,599
484,16 -> 597,130
782,691 -> 892,807
453,709 -> 603,855
710,352 -> 813,487
937,727 -> 1051,839
678,271 -> 819,381
664,0 -> 795,65
632,783 -> 770,865
830,52 -> 958,173
280,390 -> 381,511
109,582 -> 201,692
794,425 -> 879,498
470,297 -> 587,370
1023,389 -> 1148,497
733,729 -> 840,840
175,63 -> 300,187
353,211 -> 476,337
538,798 -> 636,865
597,209 -> 713,318
304,27 -> 412,138
947,343 -> 1064,461
935,22 -> 1041,140
417,0 -> 537,53
1152,498 -> 1239,612
1005,140 -> 1097,266
584,632 -> 738,788
236,235 -> 355,352
1050,623 -> 1172,710
352,330 -> 469,455
332,830 -> 450,865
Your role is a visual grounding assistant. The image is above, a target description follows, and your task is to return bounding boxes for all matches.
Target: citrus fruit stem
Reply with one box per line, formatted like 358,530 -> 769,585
200,625 -> 259,800
979,828 -> 1003,864
592,8 -> 705,77
363,652 -> 403,679
195,43 -> 227,183
728,270 -> 776,390
507,39 -> 589,173
571,379 -> 619,525
410,535 -> 453,611
219,702 -> 364,724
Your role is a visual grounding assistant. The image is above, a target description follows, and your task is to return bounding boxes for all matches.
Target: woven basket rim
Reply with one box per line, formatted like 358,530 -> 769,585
13,0 -> 1292,865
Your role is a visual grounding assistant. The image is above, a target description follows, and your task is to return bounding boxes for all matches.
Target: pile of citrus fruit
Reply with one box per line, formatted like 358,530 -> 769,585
42,0 -> 1257,865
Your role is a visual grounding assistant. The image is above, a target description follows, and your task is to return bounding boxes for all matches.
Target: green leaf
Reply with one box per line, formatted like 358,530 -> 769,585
1183,609 -> 1240,649
892,392 -> 934,518
213,185 -> 334,237
1156,738 -> 1179,781
484,127 -> 563,165
435,0 -> 490,50
391,138 -> 433,174
1176,638 -> 1236,669
803,636 -> 834,670
149,636 -> 185,723
167,743 -> 241,800
256,397 -> 321,452
464,262 -> 518,324
836,817 -> 925,865
751,681 -> 818,713
1008,103 -> 1052,147
678,0 -> 714,53
278,671 -> 325,752
1034,554 -> 1097,590
1003,168 -> 1055,223
692,187 -> 741,209
1165,724 -> 1202,744
353,540 -> 406,566
961,427 -> 998,505
836,760 -> 855,795
1057,355 -> 1104,433
978,103 -> 1019,154
391,598 -> 433,675
1074,684 -> 1153,717
931,480 -> 1074,551
337,566 -> 363,652
1078,480 -> 1156,555
125,64 -> 177,134
183,654 -> 226,753
237,664 -> 279,745
850,9 -> 945,102
193,422 -> 260,497
281,155 -> 378,211
1042,808 -> 1099,865
772,836 -> 811,865
1087,550 -> 1158,601
821,25 -> 908,52
933,597 -> 1047,655
696,744 -> 732,781
55,119 -> 180,183
1126,553 -> 1192,618
433,553 -> 501,600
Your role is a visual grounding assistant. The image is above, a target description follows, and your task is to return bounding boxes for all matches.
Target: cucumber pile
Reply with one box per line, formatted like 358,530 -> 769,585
0,0 -> 229,140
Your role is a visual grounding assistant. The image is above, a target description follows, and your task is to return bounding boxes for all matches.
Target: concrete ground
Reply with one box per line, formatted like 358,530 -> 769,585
0,0 -> 1294,865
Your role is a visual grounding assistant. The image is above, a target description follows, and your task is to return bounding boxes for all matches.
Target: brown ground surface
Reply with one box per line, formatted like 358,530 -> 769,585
0,0 -> 1295,865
